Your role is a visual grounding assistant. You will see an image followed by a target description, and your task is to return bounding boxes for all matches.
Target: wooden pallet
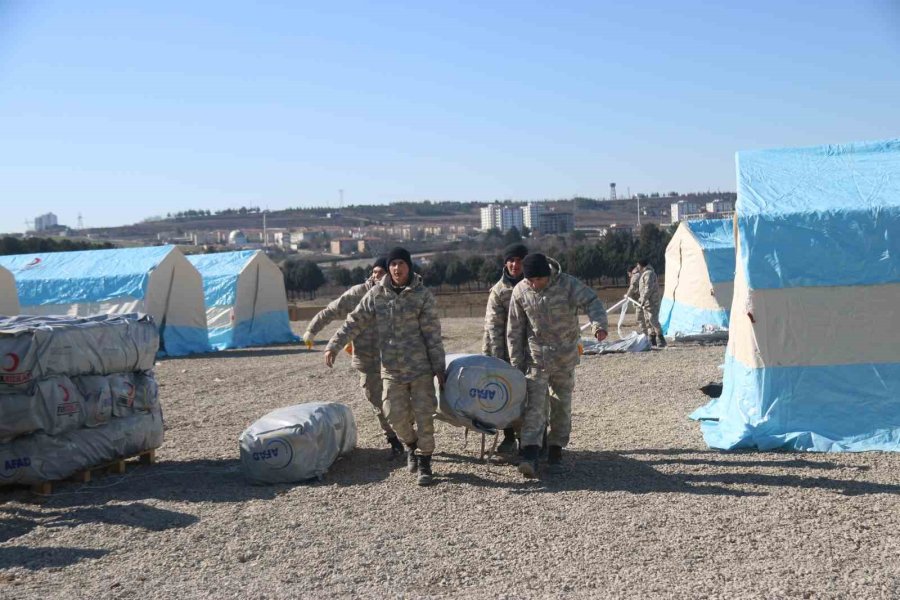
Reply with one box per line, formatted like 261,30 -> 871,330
30,449 -> 157,495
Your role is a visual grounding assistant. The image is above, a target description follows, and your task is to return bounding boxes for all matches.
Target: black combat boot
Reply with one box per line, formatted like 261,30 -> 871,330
386,434 -> 404,458
538,427 -> 549,458
517,445 -> 540,479
649,334 -> 658,347
657,335 -> 668,348
497,428 -> 518,454
417,454 -> 433,486
547,445 -> 564,473
406,442 -> 418,473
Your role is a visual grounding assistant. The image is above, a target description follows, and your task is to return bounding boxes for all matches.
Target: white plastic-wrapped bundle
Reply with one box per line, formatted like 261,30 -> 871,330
239,402 -> 356,484
0,313 -> 159,392
0,376 -> 86,442
437,353 -> 527,433
0,406 -> 164,486
73,372 -> 159,420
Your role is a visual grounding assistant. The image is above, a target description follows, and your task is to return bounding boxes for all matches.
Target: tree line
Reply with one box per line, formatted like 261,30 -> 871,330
0,236 -> 115,256
279,223 -> 670,299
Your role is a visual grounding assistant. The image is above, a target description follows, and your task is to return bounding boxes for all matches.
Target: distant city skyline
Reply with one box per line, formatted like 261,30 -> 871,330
2,1 -> 898,233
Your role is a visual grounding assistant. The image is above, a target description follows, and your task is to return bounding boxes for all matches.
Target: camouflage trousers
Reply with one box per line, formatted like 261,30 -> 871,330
521,364 -> 576,448
359,370 -> 393,435
383,373 -> 437,455
638,302 -> 663,337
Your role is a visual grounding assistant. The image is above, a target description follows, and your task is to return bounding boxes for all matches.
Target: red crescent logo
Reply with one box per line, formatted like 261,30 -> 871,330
2,353 -> 19,372
58,384 -> 70,402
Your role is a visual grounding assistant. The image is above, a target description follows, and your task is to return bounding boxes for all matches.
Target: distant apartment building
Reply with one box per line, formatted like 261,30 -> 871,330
34,212 -> 59,232
706,199 -> 734,213
670,201 -> 704,223
330,239 -> 357,255
522,202 -> 545,230
600,223 -> 635,237
480,204 -> 524,232
537,211 -> 574,235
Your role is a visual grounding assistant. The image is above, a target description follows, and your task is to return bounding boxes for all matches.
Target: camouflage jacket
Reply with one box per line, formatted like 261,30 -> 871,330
626,271 -> 641,300
326,273 -> 446,383
306,278 -> 380,372
481,269 -> 524,362
638,266 -> 662,308
507,258 -> 608,372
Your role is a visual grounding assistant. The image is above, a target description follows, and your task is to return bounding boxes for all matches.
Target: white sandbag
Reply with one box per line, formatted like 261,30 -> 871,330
0,376 -> 86,442
0,406 -> 164,486
239,402 -> 356,484
0,313 -> 159,392
437,353 -> 526,433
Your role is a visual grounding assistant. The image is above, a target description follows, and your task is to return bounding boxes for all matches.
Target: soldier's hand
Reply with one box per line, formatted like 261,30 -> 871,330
324,350 -> 337,368
595,328 -> 608,342
435,371 -> 446,389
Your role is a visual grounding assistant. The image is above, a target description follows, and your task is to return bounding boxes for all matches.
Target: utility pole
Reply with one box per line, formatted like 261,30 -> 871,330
637,195 -> 642,227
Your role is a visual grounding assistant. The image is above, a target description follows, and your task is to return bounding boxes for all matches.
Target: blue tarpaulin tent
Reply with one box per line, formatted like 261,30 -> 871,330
0,245 -> 210,357
693,138 -> 900,451
187,250 -> 298,350
660,219 -> 735,336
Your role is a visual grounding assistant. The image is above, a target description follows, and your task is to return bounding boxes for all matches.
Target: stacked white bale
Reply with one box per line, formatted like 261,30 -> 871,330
437,353 -> 527,433
0,314 -> 164,486
239,402 -> 356,484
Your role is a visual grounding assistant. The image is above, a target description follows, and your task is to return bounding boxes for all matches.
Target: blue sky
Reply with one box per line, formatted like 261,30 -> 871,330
1,0 -> 898,232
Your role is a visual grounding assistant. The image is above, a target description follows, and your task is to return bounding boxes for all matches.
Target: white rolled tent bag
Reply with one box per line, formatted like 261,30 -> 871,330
239,402 -> 356,484
437,353 -> 526,433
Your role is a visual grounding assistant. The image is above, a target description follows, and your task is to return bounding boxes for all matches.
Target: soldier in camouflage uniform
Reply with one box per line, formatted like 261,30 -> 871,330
325,247 -> 446,486
625,264 -> 645,328
507,253 -> 608,478
304,257 -> 405,456
637,259 -> 666,347
482,243 -> 528,453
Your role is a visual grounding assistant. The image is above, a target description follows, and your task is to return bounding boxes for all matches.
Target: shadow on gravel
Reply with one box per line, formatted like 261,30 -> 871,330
0,503 -> 198,545
0,546 -> 109,570
440,449 -> 900,497
327,448 -> 395,486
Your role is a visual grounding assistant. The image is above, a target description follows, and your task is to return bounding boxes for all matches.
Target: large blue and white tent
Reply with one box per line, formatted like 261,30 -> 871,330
187,250 -> 298,350
660,219 -> 734,336
693,138 -> 900,451
0,245 -> 210,356
0,266 -> 19,316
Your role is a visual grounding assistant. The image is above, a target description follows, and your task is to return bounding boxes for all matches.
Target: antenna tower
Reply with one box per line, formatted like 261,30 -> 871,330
77,213 -> 84,230
609,183 -> 617,202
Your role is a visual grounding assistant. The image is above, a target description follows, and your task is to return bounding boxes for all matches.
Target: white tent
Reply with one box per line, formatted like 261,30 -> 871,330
0,245 -> 210,356
660,219 -> 734,336
187,250 -> 298,350
0,266 -> 20,316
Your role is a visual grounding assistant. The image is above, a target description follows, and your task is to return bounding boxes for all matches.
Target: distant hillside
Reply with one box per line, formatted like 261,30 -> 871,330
79,192 -> 735,240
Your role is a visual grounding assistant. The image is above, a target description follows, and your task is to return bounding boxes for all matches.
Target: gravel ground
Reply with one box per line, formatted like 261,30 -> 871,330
3,317 -> 900,599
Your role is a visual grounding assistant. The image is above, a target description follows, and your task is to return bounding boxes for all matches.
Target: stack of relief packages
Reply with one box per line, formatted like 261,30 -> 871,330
0,313 -> 164,487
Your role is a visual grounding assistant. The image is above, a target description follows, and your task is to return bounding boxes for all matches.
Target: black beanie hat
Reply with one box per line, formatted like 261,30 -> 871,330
373,256 -> 388,271
387,247 -> 413,272
503,243 -> 528,263
522,253 -> 551,278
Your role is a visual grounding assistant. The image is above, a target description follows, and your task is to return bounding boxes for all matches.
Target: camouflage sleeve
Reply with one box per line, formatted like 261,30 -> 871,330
325,291 -> 376,354
418,290 -> 446,376
483,286 -> 508,360
306,285 -> 365,337
570,276 -> 608,334
626,275 -> 640,300
506,291 -> 528,372
638,272 -> 649,305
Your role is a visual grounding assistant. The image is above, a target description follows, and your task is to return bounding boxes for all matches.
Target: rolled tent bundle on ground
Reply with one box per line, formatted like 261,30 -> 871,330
660,219 -> 735,337
693,138 -> 900,451
239,402 -> 356,484
0,246 -> 210,357
186,250 -> 298,350
0,266 -> 20,316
